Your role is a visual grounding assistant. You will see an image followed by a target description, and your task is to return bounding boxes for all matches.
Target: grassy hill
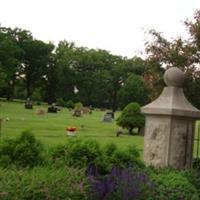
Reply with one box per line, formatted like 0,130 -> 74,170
0,101 -> 144,152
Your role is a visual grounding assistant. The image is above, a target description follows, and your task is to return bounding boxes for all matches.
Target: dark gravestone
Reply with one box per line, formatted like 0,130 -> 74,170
73,109 -> 82,117
102,112 -> 113,122
25,98 -> 33,109
48,106 -> 57,113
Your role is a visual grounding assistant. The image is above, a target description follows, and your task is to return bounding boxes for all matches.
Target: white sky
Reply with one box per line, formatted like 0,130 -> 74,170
0,0 -> 199,58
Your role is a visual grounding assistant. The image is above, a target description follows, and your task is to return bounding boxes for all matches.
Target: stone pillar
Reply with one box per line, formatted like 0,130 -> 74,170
141,67 -> 200,169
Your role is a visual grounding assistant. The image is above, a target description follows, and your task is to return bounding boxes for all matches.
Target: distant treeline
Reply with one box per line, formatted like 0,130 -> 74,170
1,10 -> 200,110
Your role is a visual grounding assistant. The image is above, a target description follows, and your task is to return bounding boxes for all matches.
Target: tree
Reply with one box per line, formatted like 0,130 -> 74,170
0,27 -> 25,99
116,102 -> 145,135
144,10 -> 200,108
53,41 -> 77,102
117,74 -> 149,109
21,39 -> 54,98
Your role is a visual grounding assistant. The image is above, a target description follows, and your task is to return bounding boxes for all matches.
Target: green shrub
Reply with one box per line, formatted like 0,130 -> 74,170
0,166 -> 88,200
65,100 -> 75,109
193,158 -> 200,170
116,102 -> 145,135
150,170 -> 199,200
31,88 -> 43,101
56,98 -> 66,107
50,140 -> 143,174
51,139 -> 101,168
0,131 -> 43,168
95,144 -> 144,174
75,102 -> 83,109
182,169 -> 200,198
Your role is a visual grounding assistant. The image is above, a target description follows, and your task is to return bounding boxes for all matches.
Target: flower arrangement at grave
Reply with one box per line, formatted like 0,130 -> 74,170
66,126 -> 77,136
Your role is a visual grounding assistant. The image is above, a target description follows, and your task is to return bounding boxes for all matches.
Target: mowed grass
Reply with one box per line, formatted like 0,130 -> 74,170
0,101 -> 144,152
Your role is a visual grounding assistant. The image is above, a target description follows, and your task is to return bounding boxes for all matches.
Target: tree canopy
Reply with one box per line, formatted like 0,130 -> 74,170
116,102 -> 145,135
0,10 -> 200,110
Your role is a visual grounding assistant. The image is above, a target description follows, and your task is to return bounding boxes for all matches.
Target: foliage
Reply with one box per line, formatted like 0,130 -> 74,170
50,140 -> 143,174
50,139 -> 101,168
193,157 -> 200,170
88,167 -> 153,200
75,102 -> 83,109
21,39 -> 54,98
116,102 -> 145,134
56,97 -> 66,107
0,166 -> 88,200
0,130 -> 43,168
150,170 -> 199,200
65,99 -> 75,109
144,10 -> 200,108
117,74 -> 149,109
94,144 -> 144,174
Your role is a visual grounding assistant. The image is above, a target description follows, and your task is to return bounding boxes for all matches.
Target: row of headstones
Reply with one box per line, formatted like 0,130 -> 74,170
25,101 -> 59,113
25,99 -> 114,119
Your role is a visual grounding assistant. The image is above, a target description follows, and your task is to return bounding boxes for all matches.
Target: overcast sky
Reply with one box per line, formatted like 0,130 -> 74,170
0,0 -> 199,58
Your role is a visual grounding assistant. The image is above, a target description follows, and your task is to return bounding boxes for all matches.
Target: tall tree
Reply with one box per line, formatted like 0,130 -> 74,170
21,39 -> 54,98
117,74 -> 149,109
144,10 -> 200,108
54,41 -> 77,101
0,27 -> 24,99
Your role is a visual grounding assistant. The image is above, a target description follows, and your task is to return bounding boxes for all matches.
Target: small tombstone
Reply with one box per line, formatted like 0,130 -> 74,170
100,108 -> 107,111
73,109 -> 82,117
36,109 -> 45,115
48,103 -> 58,113
107,112 -> 114,119
116,127 -> 123,137
139,127 -> 145,136
102,112 -> 113,122
25,98 -> 33,109
81,107 -> 91,114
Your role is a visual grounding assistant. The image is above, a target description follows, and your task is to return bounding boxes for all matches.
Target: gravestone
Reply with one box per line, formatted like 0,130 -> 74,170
142,67 -> 200,169
73,109 -> 82,117
102,112 -> 113,122
25,98 -> 33,109
48,103 -> 58,113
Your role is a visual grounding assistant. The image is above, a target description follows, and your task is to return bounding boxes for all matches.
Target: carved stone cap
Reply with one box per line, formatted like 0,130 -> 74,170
164,67 -> 185,87
142,67 -> 200,118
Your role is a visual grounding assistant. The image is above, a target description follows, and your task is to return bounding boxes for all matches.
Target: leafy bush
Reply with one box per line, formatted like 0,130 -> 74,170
116,102 -> 145,135
150,170 -> 199,200
56,98 -> 66,107
88,167 -> 153,200
50,140 -> 143,174
0,131 -> 43,168
65,100 -> 75,109
94,144 -> 144,174
182,169 -> 200,198
31,88 -> 43,101
51,139 -> 101,168
75,102 -> 83,109
0,166 -> 88,200
193,157 -> 200,170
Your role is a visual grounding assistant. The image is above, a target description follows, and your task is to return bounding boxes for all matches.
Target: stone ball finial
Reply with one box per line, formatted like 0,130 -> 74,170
164,67 -> 185,87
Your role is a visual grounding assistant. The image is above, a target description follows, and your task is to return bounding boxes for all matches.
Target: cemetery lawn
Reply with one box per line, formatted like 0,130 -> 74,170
0,101 -> 144,152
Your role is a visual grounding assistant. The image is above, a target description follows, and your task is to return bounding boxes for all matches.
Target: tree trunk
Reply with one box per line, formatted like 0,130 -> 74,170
129,127 -> 134,135
26,79 -> 31,99
6,78 -> 15,100
112,90 -> 117,112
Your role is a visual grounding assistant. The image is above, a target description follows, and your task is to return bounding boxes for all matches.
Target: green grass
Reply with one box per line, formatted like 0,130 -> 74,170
0,101 -> 144,152
2,101 -> 199,157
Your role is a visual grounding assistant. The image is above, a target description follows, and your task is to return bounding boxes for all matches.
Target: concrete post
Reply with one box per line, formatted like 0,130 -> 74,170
141,67 -> 200,169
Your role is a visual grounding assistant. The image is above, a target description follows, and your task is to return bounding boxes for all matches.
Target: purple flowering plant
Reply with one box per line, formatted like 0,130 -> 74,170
87,166 -> 154,200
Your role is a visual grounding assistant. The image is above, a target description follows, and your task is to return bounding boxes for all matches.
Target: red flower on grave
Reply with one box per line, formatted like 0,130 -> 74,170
66,127 -> 77,132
